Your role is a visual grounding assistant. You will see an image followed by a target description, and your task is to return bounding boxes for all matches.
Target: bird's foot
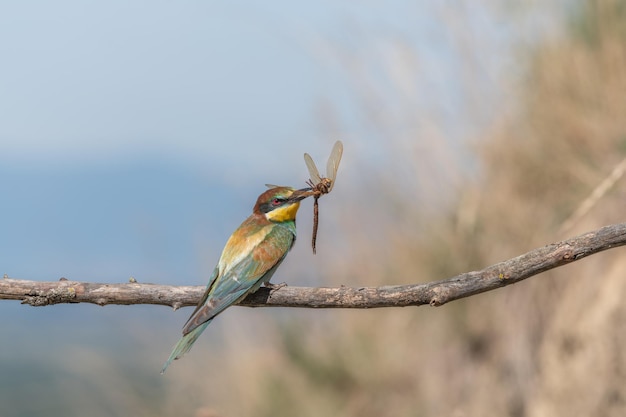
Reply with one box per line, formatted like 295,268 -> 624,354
264,281 -> 287,297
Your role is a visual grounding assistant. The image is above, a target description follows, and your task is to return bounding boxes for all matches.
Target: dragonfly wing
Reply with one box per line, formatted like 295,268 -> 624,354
304,153 -> 322,184
326,140 -> 343,190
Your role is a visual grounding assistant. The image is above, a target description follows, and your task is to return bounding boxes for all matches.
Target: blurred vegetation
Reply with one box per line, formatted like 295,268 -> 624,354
3,1 -> 626,416
248,1 -> 626,416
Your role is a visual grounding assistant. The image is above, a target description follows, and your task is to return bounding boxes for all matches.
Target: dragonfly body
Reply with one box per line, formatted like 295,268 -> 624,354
303,141 -> 343,254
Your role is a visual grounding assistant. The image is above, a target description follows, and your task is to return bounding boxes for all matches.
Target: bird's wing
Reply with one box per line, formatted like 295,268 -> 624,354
182,224 -> 295,335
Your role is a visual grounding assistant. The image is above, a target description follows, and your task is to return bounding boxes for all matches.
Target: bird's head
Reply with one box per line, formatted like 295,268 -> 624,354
254,186 -> 312,223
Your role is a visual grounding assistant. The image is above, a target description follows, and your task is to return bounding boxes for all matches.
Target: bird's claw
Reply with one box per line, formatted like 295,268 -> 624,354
264,281 -> 288,297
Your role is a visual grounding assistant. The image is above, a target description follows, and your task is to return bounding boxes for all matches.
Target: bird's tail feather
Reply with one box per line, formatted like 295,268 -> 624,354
161,320 -> 211,374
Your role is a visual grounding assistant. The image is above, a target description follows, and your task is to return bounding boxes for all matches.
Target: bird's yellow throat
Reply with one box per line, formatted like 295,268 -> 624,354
265,202 -> 300,222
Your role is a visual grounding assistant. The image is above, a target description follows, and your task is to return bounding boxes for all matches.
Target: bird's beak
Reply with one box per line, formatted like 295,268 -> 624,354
289,187 -> 314,202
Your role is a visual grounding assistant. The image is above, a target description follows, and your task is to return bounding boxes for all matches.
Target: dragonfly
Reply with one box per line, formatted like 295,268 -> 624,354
303,140 -> 343,254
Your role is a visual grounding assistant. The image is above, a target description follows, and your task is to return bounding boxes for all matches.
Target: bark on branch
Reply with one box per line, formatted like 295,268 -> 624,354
2,223 -> 625,309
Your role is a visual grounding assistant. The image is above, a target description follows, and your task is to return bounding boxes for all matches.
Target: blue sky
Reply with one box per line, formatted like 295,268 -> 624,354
0,1 -> 523,170
1,2 -> 322,172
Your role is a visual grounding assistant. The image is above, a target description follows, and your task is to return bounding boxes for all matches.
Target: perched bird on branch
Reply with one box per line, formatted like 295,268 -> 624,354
161,186 -> 310,373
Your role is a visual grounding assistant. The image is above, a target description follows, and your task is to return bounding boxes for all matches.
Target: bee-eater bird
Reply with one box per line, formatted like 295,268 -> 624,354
161,185 -> 311,373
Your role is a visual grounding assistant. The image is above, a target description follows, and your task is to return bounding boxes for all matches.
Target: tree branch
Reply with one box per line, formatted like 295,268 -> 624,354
2,223 -> 625,309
